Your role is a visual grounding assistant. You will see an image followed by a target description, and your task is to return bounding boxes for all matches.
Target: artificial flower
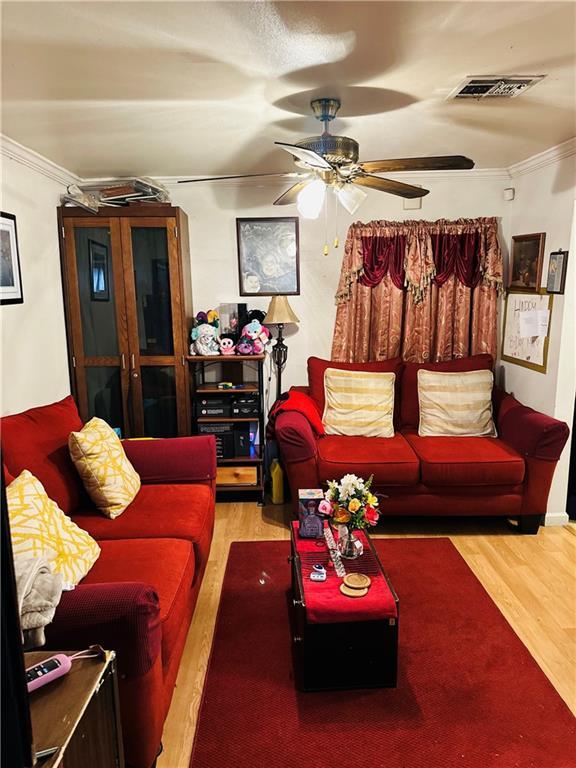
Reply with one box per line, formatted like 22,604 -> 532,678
367,493 -> 378,506
348,498 -> 361,513
365,505 -> 379,526
333,507 -> 351,524
318,499 -> 332,516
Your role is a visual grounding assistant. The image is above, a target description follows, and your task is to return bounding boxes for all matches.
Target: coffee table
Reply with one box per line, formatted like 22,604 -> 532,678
290,522 -> 399,691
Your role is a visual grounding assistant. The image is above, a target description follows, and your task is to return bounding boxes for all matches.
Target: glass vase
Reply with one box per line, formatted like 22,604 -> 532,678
337,525 -> 364,559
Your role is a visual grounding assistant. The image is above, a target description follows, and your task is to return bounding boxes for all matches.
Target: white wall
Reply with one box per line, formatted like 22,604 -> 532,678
0,142 -> 72,415
169,173 -> 508,404
497,152 -> 576,523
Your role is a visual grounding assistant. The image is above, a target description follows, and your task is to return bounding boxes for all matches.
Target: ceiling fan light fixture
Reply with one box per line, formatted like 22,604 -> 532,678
297,179 -> 326,219
335,184 -> 368,215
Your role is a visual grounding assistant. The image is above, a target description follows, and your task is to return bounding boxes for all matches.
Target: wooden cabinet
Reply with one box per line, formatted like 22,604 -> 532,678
26,650 -> 124,768
58,205 -> 192,437
188,355 -> 265,501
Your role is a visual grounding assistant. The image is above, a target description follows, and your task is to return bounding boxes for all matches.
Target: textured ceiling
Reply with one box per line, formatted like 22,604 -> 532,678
2,1 -> 575,178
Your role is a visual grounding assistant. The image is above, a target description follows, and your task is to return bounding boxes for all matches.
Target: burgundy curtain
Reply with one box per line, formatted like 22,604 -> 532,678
332,218 -> 502,364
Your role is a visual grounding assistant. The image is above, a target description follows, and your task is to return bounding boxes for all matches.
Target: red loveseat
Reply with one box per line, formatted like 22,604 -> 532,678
1,396 -> 216,768
275,355 -> 569,534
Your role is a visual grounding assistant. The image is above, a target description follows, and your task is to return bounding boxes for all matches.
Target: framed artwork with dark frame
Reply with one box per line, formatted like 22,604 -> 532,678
509,232 -> 546,293
88,239 -> 110,301
236,217 -> 300,296
0,211 -> 23,305
546,249 -> 569,295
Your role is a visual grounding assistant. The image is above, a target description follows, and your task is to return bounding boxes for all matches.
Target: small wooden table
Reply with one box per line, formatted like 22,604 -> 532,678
25,650 -> 124,768
290,524 -> 399,691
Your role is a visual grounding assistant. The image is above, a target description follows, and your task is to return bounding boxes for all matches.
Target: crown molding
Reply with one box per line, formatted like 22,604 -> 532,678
509,137 -> 576,178
1,134 -> 79,187
2,133 -> 573,190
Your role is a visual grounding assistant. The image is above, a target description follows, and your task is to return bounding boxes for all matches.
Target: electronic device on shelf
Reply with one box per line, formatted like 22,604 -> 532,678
26,654 -> 72,693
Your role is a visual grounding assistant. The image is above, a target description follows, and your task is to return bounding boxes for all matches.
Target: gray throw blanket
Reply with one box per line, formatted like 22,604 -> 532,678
14,557 -> 63,649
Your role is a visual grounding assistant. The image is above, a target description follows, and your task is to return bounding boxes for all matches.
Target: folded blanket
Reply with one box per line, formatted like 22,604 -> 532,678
14,556 -> 63,649
266,390 -> 325,442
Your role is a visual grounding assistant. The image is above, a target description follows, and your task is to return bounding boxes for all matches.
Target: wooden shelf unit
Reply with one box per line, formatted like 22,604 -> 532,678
189,355 -> 266,502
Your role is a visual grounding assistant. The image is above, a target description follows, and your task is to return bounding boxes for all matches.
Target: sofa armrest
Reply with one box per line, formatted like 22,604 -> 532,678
122,436 -> 217,484
276,411 -> 318,463
497,394 -> 569,461
45,582 -> 161,678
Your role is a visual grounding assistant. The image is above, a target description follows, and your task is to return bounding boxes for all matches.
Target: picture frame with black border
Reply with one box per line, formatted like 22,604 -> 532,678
0,212 -> 23,305
88,239 -> 110,301
236,217 -> 300,297
546,249 -> 568,295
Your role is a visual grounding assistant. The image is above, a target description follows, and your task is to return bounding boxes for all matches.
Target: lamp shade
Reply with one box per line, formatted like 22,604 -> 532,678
264,295 -> 300,325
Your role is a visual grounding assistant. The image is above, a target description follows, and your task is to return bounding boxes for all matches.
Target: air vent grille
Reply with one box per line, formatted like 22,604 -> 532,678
450,75 -> 545,99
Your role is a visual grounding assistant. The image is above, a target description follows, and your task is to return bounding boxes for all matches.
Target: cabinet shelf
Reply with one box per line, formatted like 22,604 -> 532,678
187,354 -> 266,362
191,354 -> 266,502
196,384 -> 259,394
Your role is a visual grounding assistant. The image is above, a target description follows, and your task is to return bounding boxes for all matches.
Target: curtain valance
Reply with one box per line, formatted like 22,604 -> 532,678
337,217 -> 502,304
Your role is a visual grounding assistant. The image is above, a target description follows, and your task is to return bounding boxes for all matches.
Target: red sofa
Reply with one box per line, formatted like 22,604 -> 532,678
274,355 -> 569,534
1,396 -> 216,768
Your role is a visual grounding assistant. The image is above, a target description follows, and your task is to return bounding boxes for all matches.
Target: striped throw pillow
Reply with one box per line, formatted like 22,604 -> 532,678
417,369 -> 496,437
323,368 -> 395,438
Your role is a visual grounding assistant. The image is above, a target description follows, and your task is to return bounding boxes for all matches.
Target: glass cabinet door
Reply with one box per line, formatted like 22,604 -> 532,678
63,219 -> 130,436
121,218 -> 188,437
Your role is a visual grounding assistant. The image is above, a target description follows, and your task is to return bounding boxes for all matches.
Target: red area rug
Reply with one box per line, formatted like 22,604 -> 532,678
189,539 -> 575,768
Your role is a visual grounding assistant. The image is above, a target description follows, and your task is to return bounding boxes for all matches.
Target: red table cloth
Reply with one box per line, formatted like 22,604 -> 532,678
292,522 -> 398,624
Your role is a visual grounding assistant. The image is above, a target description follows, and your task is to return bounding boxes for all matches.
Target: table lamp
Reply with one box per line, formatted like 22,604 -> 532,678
264,296 -> 300,401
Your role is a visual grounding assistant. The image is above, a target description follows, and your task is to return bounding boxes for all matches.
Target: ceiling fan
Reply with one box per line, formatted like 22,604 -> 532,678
178,98 -> 474,216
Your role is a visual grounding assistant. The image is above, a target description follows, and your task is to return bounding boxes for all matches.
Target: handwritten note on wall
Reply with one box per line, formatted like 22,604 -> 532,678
502,292 -> 552,370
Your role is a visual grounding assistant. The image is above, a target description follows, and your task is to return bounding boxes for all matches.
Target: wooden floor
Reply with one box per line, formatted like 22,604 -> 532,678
158,504 -> 576,768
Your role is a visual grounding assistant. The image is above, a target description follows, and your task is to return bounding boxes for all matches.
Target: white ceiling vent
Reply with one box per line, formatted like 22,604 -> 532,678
449,75 -> 546,100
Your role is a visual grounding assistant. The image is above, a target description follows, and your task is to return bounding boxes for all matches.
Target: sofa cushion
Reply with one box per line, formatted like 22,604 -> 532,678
7,470 -> 101,588
404,433 -> 525,486
401,354 -> 493,430
323,369 -> 395,437
417,369 -> 496,437
307,356 -> 403,425
72,483 -> 214,576
83,538 -> 195,668
1,395 -> 88,515
317,434 -> 420,486
69,417 -> 141,519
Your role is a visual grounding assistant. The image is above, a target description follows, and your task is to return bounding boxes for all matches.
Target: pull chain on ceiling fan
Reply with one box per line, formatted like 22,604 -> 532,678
179,98 -> 474,220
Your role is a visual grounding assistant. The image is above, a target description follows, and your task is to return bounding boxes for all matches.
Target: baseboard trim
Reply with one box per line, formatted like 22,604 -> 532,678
544,511 -> 570,526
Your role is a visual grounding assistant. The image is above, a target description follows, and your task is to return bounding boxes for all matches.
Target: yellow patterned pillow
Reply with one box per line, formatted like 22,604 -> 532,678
6,470 -> 100,588
68,417 -> 141,519
323,368 -> 395,437
417,369 -> 497,437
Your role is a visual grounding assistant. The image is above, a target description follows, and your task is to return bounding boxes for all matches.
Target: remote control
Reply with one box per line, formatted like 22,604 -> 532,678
26,654 -> 72,693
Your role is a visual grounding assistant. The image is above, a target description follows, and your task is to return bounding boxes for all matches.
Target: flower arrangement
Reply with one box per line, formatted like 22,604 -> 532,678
321,474 -> 380,531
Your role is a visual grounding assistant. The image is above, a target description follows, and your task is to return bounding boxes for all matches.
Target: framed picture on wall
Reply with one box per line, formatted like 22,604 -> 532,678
546,249 -> 569,294
88,239 -> 110,301
0,212 -> 23,305
501,290 -> 553,373
236,217 -> 300,296
509,232 -> 546,293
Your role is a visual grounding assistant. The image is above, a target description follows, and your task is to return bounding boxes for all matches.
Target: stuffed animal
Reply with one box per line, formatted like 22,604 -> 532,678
236,319 -> 271,355
190,310 -> 221,356
190,323 -> 220,356
218,334 -> 236,356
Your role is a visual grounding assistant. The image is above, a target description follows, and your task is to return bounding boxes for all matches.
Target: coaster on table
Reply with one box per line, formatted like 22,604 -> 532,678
344,573 -> 371,590
340,584 -> 369,598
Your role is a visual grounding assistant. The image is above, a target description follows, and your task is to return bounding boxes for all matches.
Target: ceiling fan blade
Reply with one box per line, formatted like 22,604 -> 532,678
178,172 -> 303,184
359,155 -> 475,173
274,141 -> 333,170
273,180 -> 312,206
354,174 -> 430,199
